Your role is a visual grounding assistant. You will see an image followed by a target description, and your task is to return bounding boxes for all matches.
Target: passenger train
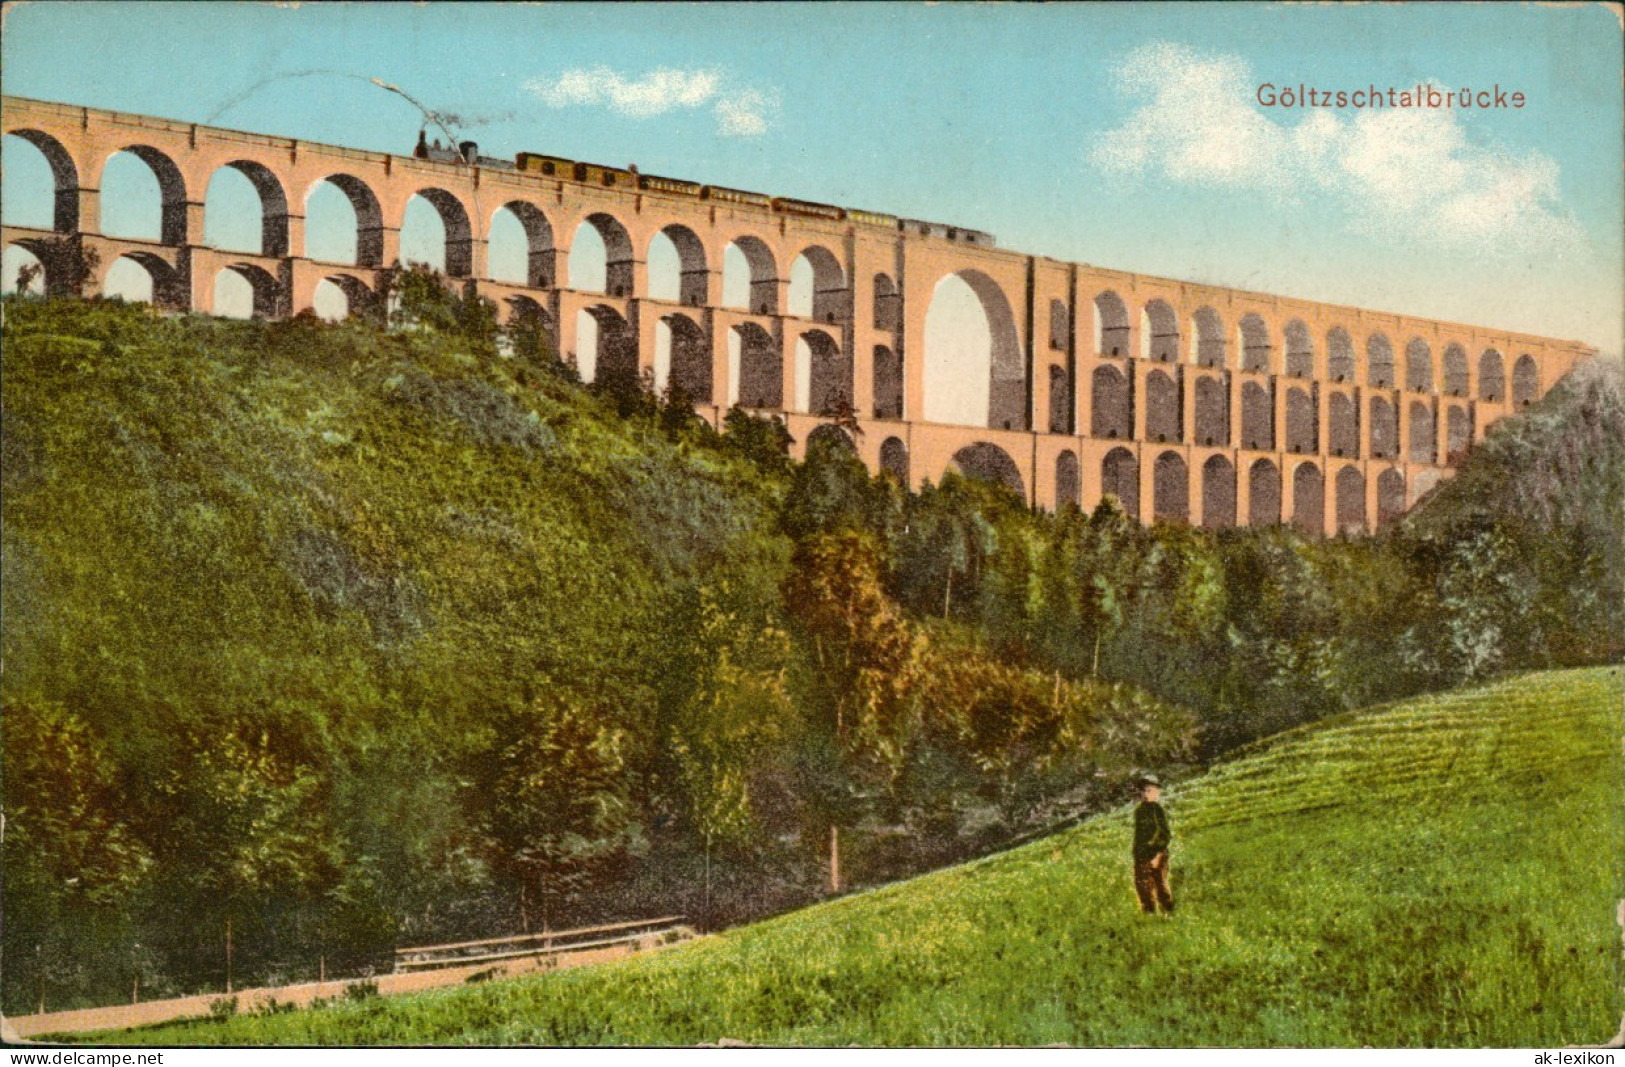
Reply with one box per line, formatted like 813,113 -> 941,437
514,151 -> 995,247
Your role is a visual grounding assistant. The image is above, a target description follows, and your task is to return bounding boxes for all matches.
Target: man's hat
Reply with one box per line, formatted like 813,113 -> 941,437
1137,774 -> 1161,788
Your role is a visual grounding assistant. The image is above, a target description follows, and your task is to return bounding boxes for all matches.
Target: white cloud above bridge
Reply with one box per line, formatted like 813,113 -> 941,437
524,66 -> 778,137
1091,42 -> 1585,259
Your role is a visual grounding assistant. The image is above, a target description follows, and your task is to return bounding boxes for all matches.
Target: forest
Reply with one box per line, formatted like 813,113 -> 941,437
3,277 -> 1620,1013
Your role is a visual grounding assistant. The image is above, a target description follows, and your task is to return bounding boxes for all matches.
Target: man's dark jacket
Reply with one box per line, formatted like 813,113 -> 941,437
1133,800 -> 1171,862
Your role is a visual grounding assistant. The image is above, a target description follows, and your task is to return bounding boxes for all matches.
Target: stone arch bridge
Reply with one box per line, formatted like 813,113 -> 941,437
1,95 -> 1594,536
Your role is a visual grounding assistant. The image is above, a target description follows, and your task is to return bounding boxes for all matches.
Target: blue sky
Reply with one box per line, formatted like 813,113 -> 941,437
3,1 -> 1621,356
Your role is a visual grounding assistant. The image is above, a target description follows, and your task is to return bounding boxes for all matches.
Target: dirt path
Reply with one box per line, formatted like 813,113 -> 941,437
4,937 -> 686,1042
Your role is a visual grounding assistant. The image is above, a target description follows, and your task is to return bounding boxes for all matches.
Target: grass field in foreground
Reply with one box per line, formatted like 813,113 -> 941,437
117,668 -> 1623,1047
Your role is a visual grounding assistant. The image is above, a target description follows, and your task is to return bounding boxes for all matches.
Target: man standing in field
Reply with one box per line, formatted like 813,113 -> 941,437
1133,775 -> 1174,915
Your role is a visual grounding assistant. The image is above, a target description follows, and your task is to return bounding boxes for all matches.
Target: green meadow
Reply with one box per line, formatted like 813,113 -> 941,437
116,667 -> 1623,1047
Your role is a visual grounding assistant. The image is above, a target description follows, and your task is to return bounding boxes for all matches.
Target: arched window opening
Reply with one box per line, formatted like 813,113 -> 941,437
1049,364 -> 1072,434
488,201 -> 556,287
1285,387 -> 1316,454
1240,313 -> 1270,372
1328,392 -> 1358,458
1367,334 -> 1395,388
1202,455 -> 1236,528
1095,290 -> 1130,356
1292,462 -> 1324,536
722,236 -> 779,314
1193,306 -> 1225,367
1091,364 -> 1131,440
1478,349 -> 1505,402
1335,466 -> 1366,535
1248,460 -> 1281,527
1055,451 -> 1081,510
1145,369 -> 1180,443
1405,338 -> 1433,393
873,345 -> 903,419
1409,401 -> 1435,464
1327,328 -> 1355,383
1196,375 -> 1229,446
1143,300 -> 1179,363
1284,320 -> 1314,378
880,437 -> 909,484
1102,448 -> 1139,518
1153,451 -> 1189,524
1369,396 -> 1398,459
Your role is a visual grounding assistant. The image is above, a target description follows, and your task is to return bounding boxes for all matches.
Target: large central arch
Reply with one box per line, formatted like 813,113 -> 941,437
950,442 -> 1025,499
924,269 -> 1025,431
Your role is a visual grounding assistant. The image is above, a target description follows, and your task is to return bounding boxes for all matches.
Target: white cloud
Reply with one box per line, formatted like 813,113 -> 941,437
1090,42 -> 1584,256
524,66 -> 777,137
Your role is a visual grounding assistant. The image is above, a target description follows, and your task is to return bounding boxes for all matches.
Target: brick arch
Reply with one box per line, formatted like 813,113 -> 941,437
1513,354 -> 1539,408
1201,454 -> 1236,528
790,244 -> 848,324
1195,375 -> 1229,446
1442,343 -> 1470,396
1369,395 -> 1398,459
873,344 -> 903,419
1240,380 -> 1271,450
1377,468 -> 1406,528
306,173 -> 386,266
1049,364 -> 1072,434
1049,299 -> 1070,350
99,144 -> 190,246
925,268 -> 1025,431
1153,450 -> 1189,523
646,222 -> 708,306
873,271 -> 900,330
1192,306 -> 1225,367
733,321 -> 781,408
567,210 -> 635,295
1478,348 -> 1505,401
214,262 -> 282,319
5,236 -> 76,296
801,329 -> 849,416
101,250 -> 186,309
1239,312 -> 1271,373
1328,391 -> 1358,457
1327,327 -> 1355,383
491,200 -> 556,288
1367,333 -> 1395,388
1335,465 -> 1366,535
401,186 -> 475,277
1248,458 -> 1282,527
1102,446 -> 1139,517
1091,364 -> 1131,440
1095,290 -> 1130,356
723,233 -> 781,314
1291,460 -> 1324,535
317,272 -> 379,320
580,303 -> 636,385
1408,400 -> 1435,463
1405,337 -> 1432,392
660,311 -> 710,402
4,128 -> 82,231
1445,403 -> 1471,462
1143,299 -> 1179,363
950,441 -> 1025,499
1285,385 -> 1316,453
880,436 -> 909,483
1284,319 -> 1315,378
1145,368 -> 1180,443
208,159 -> 291,257
1055,450 -> 1081,510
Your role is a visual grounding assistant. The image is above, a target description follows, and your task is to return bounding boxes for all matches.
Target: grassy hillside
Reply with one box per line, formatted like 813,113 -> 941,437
117,667 -> 1623,1048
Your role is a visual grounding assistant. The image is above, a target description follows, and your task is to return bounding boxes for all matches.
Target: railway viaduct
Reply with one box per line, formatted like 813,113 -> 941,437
1,95 -> 1595,536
